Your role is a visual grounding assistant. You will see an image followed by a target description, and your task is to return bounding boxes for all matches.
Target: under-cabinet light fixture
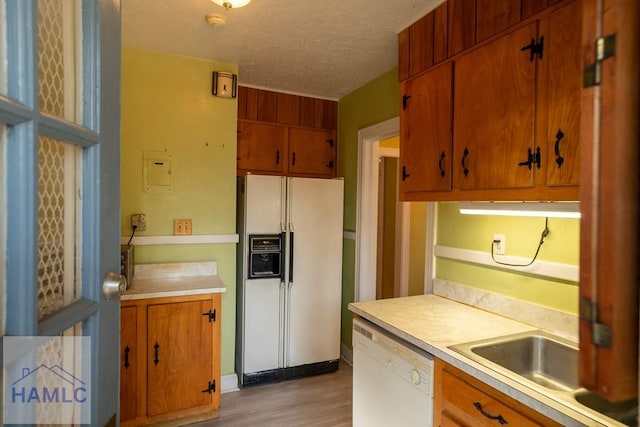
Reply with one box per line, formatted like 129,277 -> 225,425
458,202 -> 581,219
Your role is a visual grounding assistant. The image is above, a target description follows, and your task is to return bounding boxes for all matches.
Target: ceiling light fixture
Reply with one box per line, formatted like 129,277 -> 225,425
211,0 -> 251,11
205,13 -> 227,26
458,202 -> 581,219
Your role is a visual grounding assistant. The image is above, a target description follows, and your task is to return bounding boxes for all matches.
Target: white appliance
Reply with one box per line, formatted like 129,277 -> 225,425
353,317 -> 434,427
236,174 -> 344,386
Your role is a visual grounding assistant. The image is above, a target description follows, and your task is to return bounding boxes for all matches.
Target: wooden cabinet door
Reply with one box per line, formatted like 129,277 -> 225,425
400,62 -> 453,196
579,0 -> 639,402
544,1 -> 581,186
476,0 -> 521,42
287,128 -> 336,177
120,306 -> 137,423
454,23 -> 538,190
237,122 -> 286,174
147,300 -> 214,417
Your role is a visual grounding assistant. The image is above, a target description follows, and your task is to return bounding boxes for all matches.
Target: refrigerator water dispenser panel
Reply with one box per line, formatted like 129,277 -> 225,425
248,234 -> 283,279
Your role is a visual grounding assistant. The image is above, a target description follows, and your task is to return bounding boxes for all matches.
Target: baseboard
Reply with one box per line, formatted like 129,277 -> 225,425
341,342 -> 353,366
221,373 -> 239,394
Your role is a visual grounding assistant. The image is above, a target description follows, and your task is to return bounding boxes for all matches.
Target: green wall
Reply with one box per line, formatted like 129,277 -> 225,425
338,68 -> 400,350
436,202 -> 580,314
121,47 -> 238,375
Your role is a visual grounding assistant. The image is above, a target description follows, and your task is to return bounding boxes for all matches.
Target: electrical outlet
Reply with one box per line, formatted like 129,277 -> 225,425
174,219 -> 192,235
493,233 -> 505,255
131,213 -> 147,231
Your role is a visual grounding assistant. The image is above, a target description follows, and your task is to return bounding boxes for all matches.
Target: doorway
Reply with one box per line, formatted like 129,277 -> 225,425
355,118 -> 436,303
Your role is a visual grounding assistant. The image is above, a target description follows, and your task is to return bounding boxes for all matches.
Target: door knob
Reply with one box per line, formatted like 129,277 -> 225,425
102,271 -> 127,300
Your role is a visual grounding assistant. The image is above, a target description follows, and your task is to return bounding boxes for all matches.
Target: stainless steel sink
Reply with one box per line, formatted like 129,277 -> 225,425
450,331 -> 638,426
451,330 -> 579,392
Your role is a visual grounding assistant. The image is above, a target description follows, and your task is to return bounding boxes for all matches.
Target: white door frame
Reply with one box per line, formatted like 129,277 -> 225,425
355,117 -> 437,302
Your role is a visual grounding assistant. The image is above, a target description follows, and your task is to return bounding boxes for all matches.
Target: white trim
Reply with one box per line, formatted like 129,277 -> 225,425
424,202 -> 437,294
121,234 -> 239,246
434,245 -> 579,282
355,117 -> 399,302
343,230 -> 356,240
341,342 -> 353,366
221,373 -> 239,393
395,191 -> 410,297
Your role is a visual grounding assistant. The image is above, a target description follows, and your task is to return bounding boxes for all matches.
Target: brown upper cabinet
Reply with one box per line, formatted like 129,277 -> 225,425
543,0 -> 581,186
453,23 -> 538,191
448,0 -> 476,56
237,86 -> 338,178
400,62 -> 453,195
399,0 -> 581,201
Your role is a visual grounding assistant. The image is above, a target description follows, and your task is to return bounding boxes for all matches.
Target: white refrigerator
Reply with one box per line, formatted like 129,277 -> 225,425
236,174 -> 344,386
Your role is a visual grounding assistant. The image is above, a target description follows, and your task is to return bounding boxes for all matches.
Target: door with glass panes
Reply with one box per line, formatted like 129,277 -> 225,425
1,1 -> 121,425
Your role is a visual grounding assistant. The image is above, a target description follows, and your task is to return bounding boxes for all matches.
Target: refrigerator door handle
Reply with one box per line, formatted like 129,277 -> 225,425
280,177 -> 286,232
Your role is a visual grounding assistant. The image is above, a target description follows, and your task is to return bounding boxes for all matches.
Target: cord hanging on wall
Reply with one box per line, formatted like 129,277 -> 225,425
212,71 -> 237,98
491,218 -> 550,267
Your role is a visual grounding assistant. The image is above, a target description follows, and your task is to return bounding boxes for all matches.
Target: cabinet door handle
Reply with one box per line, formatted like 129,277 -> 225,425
402,165 -> 410,181
275,150 -> 280,165
473,402 -> 508,425
153,342 -> 160,365
326,139 -> 334,148
325,160 -> 334,169
438,151 -> 446,178
124,346 -> 130,369
554,129 -> 565,167
292,152 -> 296,166
461,148 -> 470,177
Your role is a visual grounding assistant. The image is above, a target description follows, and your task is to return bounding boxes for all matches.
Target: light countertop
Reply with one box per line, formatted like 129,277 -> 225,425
349,295 -> 626,427
122,262 -> 226,301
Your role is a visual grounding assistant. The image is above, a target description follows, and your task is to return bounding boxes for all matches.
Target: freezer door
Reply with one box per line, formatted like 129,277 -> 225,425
243,174 -> 286,234
286,177 -> 344,366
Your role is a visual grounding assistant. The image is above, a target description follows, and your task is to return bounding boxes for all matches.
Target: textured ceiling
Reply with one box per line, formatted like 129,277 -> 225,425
122,0 -> 443,100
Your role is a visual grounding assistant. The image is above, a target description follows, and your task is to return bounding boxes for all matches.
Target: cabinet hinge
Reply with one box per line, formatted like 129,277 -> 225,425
579,297 -> 612,348
520,36 -> 544,61
201,380 -> 216,394
202,309 -> 217,322
584,34 -> 616,87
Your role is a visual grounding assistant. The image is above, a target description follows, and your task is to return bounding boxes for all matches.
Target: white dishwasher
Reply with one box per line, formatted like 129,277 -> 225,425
353,317 -> 434,427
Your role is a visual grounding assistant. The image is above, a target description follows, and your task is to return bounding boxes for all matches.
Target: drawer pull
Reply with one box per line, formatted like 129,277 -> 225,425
473,402 -> 508,425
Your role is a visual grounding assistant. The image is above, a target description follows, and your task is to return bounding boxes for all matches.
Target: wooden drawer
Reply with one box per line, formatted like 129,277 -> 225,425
434,358 -> 562,427
442,369 -> 544,426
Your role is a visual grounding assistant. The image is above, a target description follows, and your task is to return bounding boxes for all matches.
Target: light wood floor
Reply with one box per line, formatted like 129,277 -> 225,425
189,362 -> 353,427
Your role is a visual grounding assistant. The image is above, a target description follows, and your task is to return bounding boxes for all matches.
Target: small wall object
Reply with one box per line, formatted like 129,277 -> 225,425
212,71 -> 238,98
143,151 -> 173,193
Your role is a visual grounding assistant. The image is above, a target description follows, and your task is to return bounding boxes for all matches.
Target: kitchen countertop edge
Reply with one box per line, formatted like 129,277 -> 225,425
122,275 -> 226,301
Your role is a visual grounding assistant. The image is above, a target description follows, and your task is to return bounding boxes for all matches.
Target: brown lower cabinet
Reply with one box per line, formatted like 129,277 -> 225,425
434,358 -> 562,427
120,293 -> 221,426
